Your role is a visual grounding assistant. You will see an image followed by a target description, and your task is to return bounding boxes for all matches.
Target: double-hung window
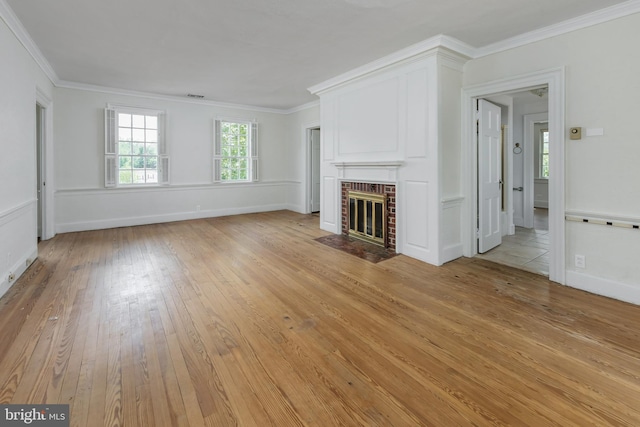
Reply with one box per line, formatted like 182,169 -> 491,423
214,119 -> 258,182
105,105 -> 169,187
540,129 -> 549,178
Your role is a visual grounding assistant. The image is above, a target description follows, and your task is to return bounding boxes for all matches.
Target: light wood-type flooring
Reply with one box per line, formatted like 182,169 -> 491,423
1,211 -> 639,426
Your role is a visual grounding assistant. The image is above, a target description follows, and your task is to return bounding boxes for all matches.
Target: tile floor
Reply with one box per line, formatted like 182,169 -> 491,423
476,209 -> 549,276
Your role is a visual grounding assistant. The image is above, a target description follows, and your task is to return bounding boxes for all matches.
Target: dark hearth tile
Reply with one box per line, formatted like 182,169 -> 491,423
314,234 -> 398,263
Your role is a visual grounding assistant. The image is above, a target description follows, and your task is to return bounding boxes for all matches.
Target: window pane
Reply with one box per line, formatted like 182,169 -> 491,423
146,143 -> 158,155
132,170 -> 146,184
132,128 -> 145,142
146,115 -> 157,129
118,141 -> 132,155
119,128 -> 132,142
218,120 -> 252,182
146,156 -> 157,169
146,170 -> 158,183
132,115 -> 145,128
133,156 -> 145,169
119,170 -> 132,184
146,129 -> 158,143
132,143 -> 145,155
118,114 -> 131,127
119,156 -> 131,169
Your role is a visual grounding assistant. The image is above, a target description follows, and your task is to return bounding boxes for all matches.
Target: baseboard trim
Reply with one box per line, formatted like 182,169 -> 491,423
56,204 -> 290,233
566,270 -> 640,306
0,247 -> 37,301
441,243 -> 463,264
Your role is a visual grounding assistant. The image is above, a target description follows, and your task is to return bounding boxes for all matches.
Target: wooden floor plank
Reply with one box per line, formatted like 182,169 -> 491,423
1,211 -> 640,426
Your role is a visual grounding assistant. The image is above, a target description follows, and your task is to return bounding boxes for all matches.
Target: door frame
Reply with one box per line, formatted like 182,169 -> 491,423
462,68 -> 565,284
302,120 -> 320,214
36,87 -> 55,240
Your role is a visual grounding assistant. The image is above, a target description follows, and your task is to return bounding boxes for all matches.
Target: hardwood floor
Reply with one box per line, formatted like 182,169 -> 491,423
1,210 -> 639,426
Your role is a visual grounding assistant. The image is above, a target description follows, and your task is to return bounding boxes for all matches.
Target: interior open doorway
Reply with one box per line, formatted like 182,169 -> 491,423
304,123 -> 321,215
36,103 -> 43,239
309,128 -> 321,213
476,89 -> 550,275
462,68 -> 565,284
35,87 -> 54,241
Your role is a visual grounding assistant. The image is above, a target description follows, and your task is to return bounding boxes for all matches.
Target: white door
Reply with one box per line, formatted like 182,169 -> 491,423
310,128 -> 321,213
478,99 -> 502,253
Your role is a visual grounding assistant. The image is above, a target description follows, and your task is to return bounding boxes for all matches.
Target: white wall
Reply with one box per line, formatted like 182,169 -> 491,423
54,88 -> 295,232
464,12 -> 640,303
0,15 -> 53,299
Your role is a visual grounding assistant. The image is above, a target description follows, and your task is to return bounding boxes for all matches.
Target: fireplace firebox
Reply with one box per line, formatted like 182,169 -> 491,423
348,191 -> 387,246
341,182 -> 396,250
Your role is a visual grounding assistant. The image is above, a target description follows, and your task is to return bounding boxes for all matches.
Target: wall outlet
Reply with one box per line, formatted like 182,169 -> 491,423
8,273 -> 15,282
196,205 -> 201,212
575,254 -> 586,269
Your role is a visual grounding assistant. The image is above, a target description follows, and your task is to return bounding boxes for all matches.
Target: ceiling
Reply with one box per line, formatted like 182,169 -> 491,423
5,0 -> 629,110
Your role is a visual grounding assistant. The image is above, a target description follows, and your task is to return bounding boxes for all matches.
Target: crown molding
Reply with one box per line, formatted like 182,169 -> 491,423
0,0 -> 59,84
56,80 -> 295,114
308,34 -> 474,95
283,100 -> 320,115
476,0 -> 640,57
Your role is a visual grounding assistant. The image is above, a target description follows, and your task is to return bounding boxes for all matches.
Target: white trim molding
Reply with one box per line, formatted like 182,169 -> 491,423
308,37 -> 471,95
566,270 -> 640,306
332,161 -> 404,183
476,0 -> 640,57
0,0 -> 59,84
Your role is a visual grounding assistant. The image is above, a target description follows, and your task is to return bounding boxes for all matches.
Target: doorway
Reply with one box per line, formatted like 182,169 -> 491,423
462,68 -> 565,284
304,122 -> 321,215
35,88 -> 54,241
476,91 -> 550,275
36,103 -> 43,239
310,128 -> 321,213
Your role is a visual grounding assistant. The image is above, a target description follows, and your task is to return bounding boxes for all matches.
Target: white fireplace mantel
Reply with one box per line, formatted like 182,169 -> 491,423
331,160 -> 403,183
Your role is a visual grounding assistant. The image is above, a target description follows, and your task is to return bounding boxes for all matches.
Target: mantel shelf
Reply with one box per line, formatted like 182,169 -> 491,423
331,161 -> 404,168
331,161 -> 403,183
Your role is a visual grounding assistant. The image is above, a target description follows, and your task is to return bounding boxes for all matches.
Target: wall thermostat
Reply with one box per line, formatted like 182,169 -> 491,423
570,127 -> 582,140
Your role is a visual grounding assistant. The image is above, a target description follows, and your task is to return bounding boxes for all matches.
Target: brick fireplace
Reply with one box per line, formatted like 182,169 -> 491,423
341,182 -> 396,250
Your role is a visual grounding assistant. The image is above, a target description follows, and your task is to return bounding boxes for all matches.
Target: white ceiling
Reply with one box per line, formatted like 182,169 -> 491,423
5,0 -> 630,110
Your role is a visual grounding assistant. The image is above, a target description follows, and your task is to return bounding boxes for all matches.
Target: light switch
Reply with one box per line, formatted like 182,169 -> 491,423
569,127 -> 582,140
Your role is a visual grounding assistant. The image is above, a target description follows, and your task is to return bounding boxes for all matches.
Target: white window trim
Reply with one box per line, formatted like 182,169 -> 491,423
213,117 -> 259,183
105,104 -> 169,188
